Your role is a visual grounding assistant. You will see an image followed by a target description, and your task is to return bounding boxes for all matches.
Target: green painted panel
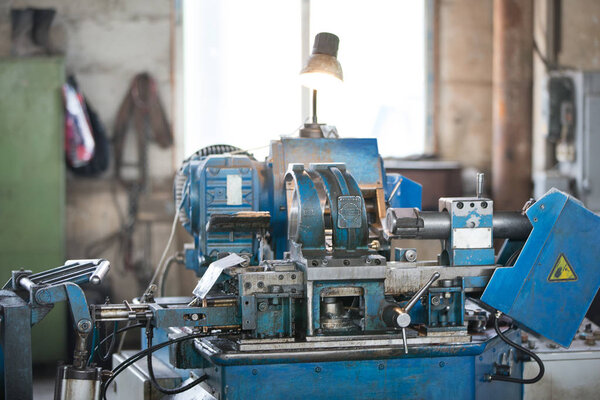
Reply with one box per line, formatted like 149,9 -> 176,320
0,57 -> 67,362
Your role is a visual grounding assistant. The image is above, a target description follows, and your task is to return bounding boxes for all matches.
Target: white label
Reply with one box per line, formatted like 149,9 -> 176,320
226,174 -> 242,205
452,228 -> 492,249
192,254 -> 246,299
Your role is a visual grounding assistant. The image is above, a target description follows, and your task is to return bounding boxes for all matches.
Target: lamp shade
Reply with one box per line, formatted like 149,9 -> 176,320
300,32 -> 343,89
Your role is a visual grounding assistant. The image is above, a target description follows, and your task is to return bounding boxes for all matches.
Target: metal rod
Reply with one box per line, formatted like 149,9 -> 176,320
404,272 -> 440,312
28,262 -> 95,282
477,173 -> 484,198
386,179 -> 403,206
388,210 -> 532,240
312,89 -> 318,124
90,260 -> 111,285
17,276 -> 35,292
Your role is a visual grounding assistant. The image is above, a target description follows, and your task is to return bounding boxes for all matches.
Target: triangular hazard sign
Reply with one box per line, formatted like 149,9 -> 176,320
548,253 -> 578,282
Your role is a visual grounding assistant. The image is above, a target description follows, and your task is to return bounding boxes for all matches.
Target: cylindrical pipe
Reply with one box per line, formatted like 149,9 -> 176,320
90,259 -> 110,285
388,210 -> 531,240
477,173 -> 484,198
18,276 -> 35,292
492,0 -> 534,210
493,211 -> 532,240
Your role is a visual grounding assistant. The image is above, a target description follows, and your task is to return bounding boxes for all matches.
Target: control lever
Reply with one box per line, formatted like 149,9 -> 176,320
383,272 -> 440,354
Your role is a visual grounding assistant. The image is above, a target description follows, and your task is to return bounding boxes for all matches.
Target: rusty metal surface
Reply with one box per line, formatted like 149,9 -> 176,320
492,0 -> 534,210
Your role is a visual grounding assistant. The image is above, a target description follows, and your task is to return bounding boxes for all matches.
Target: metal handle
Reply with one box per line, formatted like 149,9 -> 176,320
386,178 -> 403,206
404,271 -> 440,312
384,272 -> 440,355
90,259 -> 111,285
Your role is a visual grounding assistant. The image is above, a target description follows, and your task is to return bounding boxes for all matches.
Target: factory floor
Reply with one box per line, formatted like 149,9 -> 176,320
33,365 -> 57,399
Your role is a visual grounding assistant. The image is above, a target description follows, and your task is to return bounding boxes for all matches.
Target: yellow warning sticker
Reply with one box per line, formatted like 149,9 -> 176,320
548,253 -> 578,282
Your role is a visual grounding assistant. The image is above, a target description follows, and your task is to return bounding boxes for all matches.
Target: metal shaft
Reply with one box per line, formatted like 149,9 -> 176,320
405,272 -> 440,312
387,209 -> 531,241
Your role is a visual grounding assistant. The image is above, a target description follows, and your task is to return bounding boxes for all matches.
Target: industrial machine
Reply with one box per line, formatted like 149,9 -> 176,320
2,133 -> 600,400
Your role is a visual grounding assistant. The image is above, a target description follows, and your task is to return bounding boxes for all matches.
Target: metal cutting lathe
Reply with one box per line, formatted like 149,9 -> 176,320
2,134 -> 600,400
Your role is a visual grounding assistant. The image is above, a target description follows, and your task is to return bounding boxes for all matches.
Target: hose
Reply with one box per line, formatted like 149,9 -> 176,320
158,254 -> 184,297
89,322 -> 144,364
145,324 -> 207,394
101,329 -> 207,400
488,313 -> 545,384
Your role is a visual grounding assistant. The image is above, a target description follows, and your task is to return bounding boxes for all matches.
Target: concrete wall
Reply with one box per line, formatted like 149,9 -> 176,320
436,0 -> 600,197
436,0 -> 494,180
0,0 -> 184,300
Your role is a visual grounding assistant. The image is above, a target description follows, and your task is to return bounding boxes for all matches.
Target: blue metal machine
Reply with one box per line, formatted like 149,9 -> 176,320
2,136 -> 600,400
88,137 -> 599,400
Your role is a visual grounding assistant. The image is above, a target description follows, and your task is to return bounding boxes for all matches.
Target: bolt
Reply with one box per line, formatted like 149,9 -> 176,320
291,274 -> 296,280
322,259 -> 329,266
35,290 -> 51,304
278,274 -> 284,280
457,202 -> 464,209
191,313 -> 199,321
258,302 -> 268,312
374,259 -> 381,265
481,201 -> 488,209
343,260 -> 350,266
244,282 -> 252,289
252,369 -> 258,375
77,319 -> 92,332
257,281 -> 264,288
315,366 -> 321,373
470,203 -> 475,208
431,296 -> 441,306
311,260 -> 319,267
444,292 -> 452,299
439,361 -> 445,368
404,250 -> 417,262
378,363 -> 384,370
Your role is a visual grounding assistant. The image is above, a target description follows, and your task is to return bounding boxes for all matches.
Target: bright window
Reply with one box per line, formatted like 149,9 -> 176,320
183,0 -> 426,159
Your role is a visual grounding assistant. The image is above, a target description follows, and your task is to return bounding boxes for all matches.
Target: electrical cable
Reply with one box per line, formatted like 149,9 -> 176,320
488,313 -> 545,384
96,322 -> 118,363
101,330 -> 208,400
145,324 -> 208,395
90,322 -> 144,363
158,255 -> 184,297
87,326 -> 98,366
504,248 -> 522,267
148,206 -> 181,288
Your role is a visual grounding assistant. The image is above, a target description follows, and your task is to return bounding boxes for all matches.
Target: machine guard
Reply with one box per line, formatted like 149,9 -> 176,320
482,189 -> 600,347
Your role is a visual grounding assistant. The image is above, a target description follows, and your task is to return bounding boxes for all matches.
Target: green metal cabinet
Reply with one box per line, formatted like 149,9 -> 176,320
0,57 -> 67,362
